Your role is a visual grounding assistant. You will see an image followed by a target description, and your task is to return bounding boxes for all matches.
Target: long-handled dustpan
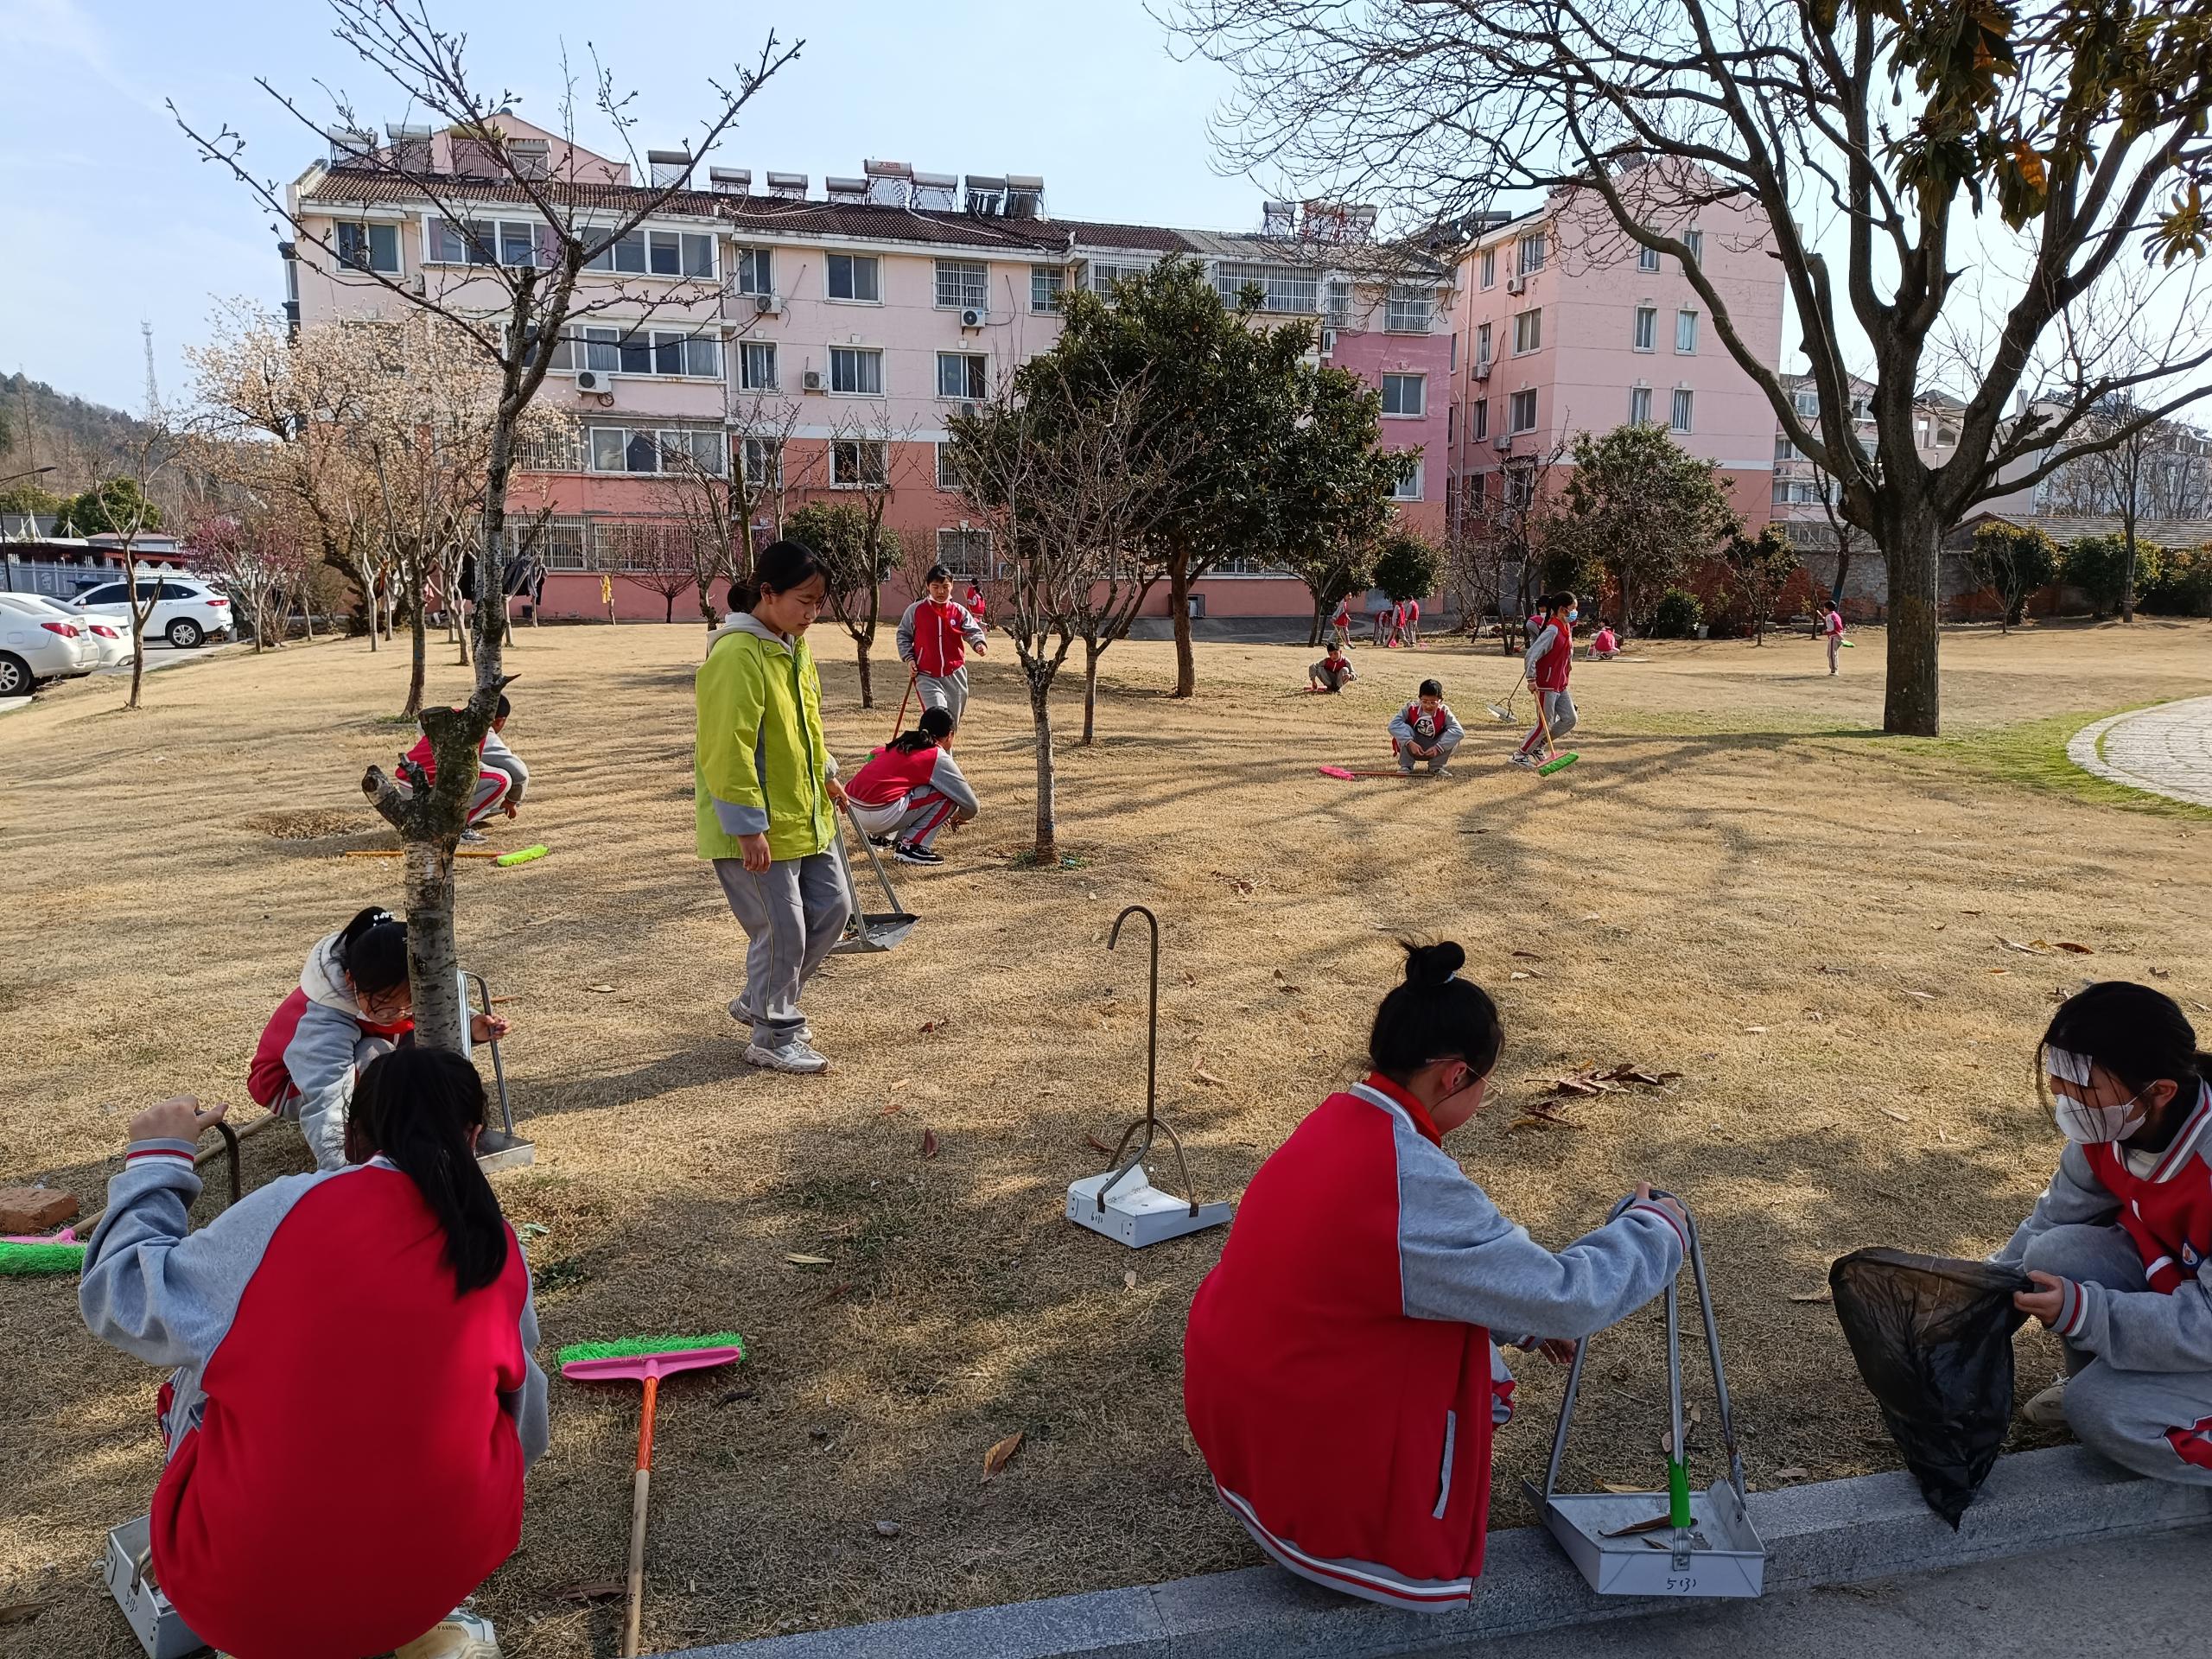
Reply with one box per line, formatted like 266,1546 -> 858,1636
1066,905 -> 1231,1248
830,798 -> 918,954
465,969 -> 534,1172
1524,1193 -> 1765,1599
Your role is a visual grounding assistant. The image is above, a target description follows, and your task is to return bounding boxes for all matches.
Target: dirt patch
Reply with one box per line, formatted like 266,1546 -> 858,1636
247,808 -> 375,840
2,620 -> 2209,1656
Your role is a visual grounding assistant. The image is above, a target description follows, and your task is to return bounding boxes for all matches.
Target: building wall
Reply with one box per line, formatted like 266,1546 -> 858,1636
1327,323 -> 1450,541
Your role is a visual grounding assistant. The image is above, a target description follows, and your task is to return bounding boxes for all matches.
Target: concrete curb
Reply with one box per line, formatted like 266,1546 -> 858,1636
671,1447 -> 2212,1658
2067,698 -> 2212,810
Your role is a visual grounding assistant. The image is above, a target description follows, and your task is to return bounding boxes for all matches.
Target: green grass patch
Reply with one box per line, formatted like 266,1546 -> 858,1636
1899,709 -> 2212,821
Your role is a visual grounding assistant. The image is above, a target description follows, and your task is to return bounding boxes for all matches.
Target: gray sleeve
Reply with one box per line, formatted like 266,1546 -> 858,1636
1991,1145 -> 2118,1266
958,603 -> 987,647
712,796 -> 769,836
1387,706 -> 1416,743
505,1266 -> 552,1465
481,731 -> 527,803
2065,1275 -> 2212,1372
1396,1138 -> 1684,1339
1439,705 -> 1465,745
80,1148 -> 314,1369
1523,624 -> 1558,678
286,1004 -> 384,1172
929,750 -> 979,814
895,602 -> 918,664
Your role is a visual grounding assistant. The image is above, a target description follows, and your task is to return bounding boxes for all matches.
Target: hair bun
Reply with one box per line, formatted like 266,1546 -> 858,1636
1402,940 -> 1466,988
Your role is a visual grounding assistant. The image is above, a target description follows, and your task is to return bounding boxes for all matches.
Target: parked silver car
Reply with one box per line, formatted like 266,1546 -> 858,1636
7,592 -> 134,668
0,592 -> 98,695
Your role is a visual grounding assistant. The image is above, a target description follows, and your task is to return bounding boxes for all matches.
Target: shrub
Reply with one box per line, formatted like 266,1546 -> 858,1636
2063,534 -> 2164,618
2139,543 -> 2212,617
1964,521 -> 2058,628
1652,587 -> 1704,638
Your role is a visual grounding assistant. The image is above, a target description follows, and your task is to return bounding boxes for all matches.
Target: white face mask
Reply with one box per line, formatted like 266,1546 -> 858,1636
2044,1047 -> 2149,1144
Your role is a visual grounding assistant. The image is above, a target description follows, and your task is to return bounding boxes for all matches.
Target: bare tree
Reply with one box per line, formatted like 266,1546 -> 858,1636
1171,0 -> 2212,734
175,0 -> 798,1048
786,404 -> 924,708
73,421 -> 189,709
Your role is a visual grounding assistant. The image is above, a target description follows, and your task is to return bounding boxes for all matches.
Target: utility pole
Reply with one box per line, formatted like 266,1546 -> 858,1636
142,321 -> 162,422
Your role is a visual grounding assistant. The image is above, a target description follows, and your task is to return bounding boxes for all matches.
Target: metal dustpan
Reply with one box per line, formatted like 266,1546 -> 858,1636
464,969 -> 534,1172
1065,905 -> 1231,1249
830,799 -> 918,954
1523,1194 -> 1765,1600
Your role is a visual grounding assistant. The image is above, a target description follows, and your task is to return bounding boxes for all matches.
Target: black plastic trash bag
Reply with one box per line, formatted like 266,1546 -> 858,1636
1829,1248 -> 2033,1527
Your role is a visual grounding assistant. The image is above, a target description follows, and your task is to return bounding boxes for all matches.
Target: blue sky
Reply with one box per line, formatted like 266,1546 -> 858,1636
0,0 -> 1256,415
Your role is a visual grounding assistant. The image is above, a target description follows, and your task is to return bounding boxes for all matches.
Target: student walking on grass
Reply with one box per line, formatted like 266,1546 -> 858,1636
1330,596 -> 1353,648
1995,982 -> 2212,1481
845,706 -> 979,867
697,542 -> 852,1076
1389,678 -> 1462,774
1513,592 -> 1580,770
896,563 -> 988,723
80,1048 -> 548,1659
1184,942 -> 1687,1610
1821,598 -> 1846,675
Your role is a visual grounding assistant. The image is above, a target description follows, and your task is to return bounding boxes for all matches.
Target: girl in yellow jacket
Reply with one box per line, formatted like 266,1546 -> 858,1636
696,541 -> 851,1074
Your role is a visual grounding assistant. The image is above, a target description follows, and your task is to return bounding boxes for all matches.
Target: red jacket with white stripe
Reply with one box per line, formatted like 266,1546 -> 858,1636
1183,1076 -> 1685,1610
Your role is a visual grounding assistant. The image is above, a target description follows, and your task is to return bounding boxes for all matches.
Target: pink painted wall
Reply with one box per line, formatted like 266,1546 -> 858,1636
1327,323 -> 1451,542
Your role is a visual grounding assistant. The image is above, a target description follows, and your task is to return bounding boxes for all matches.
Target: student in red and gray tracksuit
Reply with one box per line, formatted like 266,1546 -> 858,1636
1185,942 -> 1686,1610
1821,600 -> 1845,676
1514,590 -> 1580,767
964,581 -> 989,625
399,694 -> 531,845
897,563 -> 988,723
80,1048 -> 547,1659
1402,595 -> 1422,647
843,707 -> 980,868
1330,597 -> 1353,648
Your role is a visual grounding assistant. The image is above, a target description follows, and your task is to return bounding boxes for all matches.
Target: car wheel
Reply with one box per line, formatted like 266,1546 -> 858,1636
0,654 -> 34,697
168,619 -> 205,649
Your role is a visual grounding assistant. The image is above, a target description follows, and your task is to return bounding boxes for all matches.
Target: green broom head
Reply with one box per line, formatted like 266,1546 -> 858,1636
0,1240 -> 87,1276
496,844 -> 550,868
557,1331 -> 747,1365
1539,752 -> 1580,776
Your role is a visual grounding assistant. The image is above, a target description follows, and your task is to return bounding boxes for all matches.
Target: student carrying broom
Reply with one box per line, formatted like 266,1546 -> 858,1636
1183,942 -> 1687,1611
1511,591 -> 1580,770
79,1047 -> 548,1659
697,541 -> 851,1076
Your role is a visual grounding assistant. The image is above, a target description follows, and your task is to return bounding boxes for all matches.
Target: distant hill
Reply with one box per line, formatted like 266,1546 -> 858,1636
2,371 -> 151,493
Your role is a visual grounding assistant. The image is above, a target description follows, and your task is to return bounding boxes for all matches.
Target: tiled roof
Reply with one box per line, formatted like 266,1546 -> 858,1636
1961,512 -> 2212,545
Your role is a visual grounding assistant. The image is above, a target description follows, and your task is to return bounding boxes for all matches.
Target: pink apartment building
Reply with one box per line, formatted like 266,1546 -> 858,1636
286,116 -> 1452,622
1446,181 -> 1784,556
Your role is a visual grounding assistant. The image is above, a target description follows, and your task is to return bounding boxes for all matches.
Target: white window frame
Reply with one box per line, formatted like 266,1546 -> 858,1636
1685,228 -> 1705,264
1031,266 -> 1065,313
580,226 -> 715,279
1670,388 -> 1694,433
1087,259 -> 1150,298
1384,285 -> 1433,334
1214,262 -> 1320,315
937,353 -> 988,401
936,442 -> 963,492
335,220 -> 401,275
734,246 -> 773,297
1475,321 -> 1491,367
1629,385 -> 1653,426
827,253 -> 883,303
935,259 -> 989,310
1675,309 -> 1699,353
427,216 -> 541,269
935,527 -> 991,576
586,426 -> 726,475
1632,306 -> 1657,353
739,436 -> 784,489
1471,397 -> 1489,440
1392,456 -> 1424,501
829,346 -> 885,397
1380,372 -> 1426,417
739,340 -> 779,391
1637,244 -> 1661,273
1479,247 -> 1496,289
1509,388 -> 1538,434
1517,232 -> 1548,276
830,439 -> 888,487
1512,307 -> 1542,355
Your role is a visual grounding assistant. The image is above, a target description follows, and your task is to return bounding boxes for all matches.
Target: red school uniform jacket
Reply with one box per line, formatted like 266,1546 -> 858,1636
1184,1076 -> 1683,1610
847,742 -> 943,807
1531,619 -> 1574,691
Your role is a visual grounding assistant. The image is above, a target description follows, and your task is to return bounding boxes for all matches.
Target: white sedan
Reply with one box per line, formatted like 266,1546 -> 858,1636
0,592 -> 97,695
69,575 -> 234,649
9,592 -> 133,667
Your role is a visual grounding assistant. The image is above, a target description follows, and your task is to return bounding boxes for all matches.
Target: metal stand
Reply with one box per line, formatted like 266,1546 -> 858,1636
1524,1194 -> 1766,1599
830,799 -> 918,954
1065,906 -> 1230,1249
466,969 -> 534,1173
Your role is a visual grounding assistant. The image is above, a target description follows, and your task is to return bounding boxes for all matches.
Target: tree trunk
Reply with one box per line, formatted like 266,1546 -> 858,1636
1082,638 -> 1101,745
355,557 -> 379,650
2121,511 -> 2139,625
1308,594 -> 1325,649
1030,676 -> 1058,862
664,593 -> 675,624
404,596 -> 428,719
855,639 -> 874,709
126,607 -> 147,710
1881,503 -> 1943,736
1169,553 -> 1197,699
401,838 -> 463,1051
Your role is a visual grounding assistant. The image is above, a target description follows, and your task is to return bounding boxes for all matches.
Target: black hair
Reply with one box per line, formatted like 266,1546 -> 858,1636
347,1048 -> 509,1295
1418,677 -> 1444,698
926,563 -> 951,583
1370,941 -> 1503,1084
339,906 -> 409,996
1552,591 -> 1577,613
888,706 -> 956,754
2040,982 -> 2210,1140
495,694 -> 512,721
730,540 -> 826,614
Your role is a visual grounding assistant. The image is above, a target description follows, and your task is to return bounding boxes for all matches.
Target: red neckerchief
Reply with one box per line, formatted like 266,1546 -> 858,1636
1362,1071 -> 1445,1147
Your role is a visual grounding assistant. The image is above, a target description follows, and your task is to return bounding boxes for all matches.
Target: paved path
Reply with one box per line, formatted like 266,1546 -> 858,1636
2069,696 -> 2212,809
1436,1524 -> 2212,1657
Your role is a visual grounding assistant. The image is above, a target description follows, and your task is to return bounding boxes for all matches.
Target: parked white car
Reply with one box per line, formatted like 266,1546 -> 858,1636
8,592 -> 134,668
70,575 -> 233,650
0,592 -> 98,695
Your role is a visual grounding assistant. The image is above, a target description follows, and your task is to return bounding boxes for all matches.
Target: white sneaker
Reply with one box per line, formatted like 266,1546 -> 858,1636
1509,752 -> 1539,770
728,999 -> 810,1046
746,1039 -> 830,1075
2022,1380 -> 2070,1428
458,828 -> 488,846
396,1609 -> 501,1659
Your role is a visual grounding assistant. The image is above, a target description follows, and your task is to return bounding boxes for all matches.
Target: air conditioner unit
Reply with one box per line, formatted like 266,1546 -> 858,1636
1319,327 -> 1337,356
1473,361 -> 1491,381
802,370 -> 824,392
575,370 -> 607,392
958,306 -> 987,328
1505,273 -> 1526,294
1493,430 -> 1514,450
753,293 -> 782,316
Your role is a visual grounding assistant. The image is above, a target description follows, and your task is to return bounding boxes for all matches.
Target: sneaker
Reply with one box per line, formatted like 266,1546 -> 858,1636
728,1000 -> 810,1046
894,842 -> 945,866
745,1039 -> 830,1075
1433,766 -> 1453,779
396,1609 -> 501,1659
458,828 -> 488,846
2022,1380 -> 2070,1429
1509,752 -> 1540,770
868,834 -> 895,848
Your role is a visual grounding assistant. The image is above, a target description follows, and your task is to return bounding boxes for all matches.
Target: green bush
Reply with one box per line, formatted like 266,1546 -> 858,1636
2139,543 -> 2212,617
1651,587 -> 1704,638
2063,534 -> 2164,618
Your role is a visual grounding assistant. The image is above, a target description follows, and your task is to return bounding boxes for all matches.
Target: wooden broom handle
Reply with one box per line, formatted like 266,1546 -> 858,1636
623,1370 -> 660,1658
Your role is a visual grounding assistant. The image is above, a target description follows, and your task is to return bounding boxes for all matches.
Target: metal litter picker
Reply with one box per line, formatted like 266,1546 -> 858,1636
1523,1193 -> 1766,1599
465,970 -> 534,1171
1066,905 -> 1231,1248
830,798 -> 918,954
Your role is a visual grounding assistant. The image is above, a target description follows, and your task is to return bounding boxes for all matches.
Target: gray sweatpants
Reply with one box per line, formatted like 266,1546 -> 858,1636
2022,1224 -> 2212,1484
916,667 -> 970,724
1396,736 -> 1460,774
1520,688 -> 1578,753
714,854 -> 850,1050
1310,659 -> 1353,692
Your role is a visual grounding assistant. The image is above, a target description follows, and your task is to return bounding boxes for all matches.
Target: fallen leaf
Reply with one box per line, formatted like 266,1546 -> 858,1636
1999,938 -> 2045,955
2053,941 -> 2093,954
1961,908 -> 1984,915
1930,923 -> 1947,931
1603,1512 -> 1679,1538
874,1520 -> 902,1538
889,1077 -> 912,1091
1192,1068 -> 1224,1087
2150,967 -> 2171,979
583,983 -> 615,994
1123,1268 -> 1139,1290
1086,1134 -> 1117,1157
920,1128 -> 939,1160
1774,1466 -> 1811,1481
1789,1289 -> 1833,1304
1511,950 -> 1542,960
982,1430 -> 1025,1482
1902,989 -> 1936,1001
918,1018 -> 949,1033
1510,969 -> 1533,980
1741,1025 -> 1768,1034
880,1101 -> 906,1116
785,1253 -> 832,1268
550,1580 -> 625,1603
1580,912 -> 1601,923
1507,1115 -> 1558,1132
1878,1106 -> 1913,1123
1990,968 -> 2011,976
515,1222 -> 550,1238
1599,1482 -> 1645,1495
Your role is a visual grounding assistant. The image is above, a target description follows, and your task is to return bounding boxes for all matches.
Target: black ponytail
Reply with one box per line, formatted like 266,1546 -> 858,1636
730,538 -> 826,616
339,906 -> 408,996
1370,940 -> 1503,1084
2042,981 -> 2212,1104
348,1047 -> 509,1295
888,707 -> 955,755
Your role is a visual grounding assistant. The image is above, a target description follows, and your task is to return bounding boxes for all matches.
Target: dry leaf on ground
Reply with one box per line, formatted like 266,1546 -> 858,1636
1878,1106 -> 1913,1123
1193,1068 -> 1224,1087
2053,941 -> 2094,954
584,983 -> 615,994
1789,1289 -> 1833,1304
1123,1269 -> 1138,1290
550,1580 -> 625,1604
982,1430 -> 1025,1482
785,1254 -> 832,1268
920,1129 -> 939,1160
1902,990 -> 1936,1001
1085,1135 -> 1116,1157
1773,1466 -> 1811,1481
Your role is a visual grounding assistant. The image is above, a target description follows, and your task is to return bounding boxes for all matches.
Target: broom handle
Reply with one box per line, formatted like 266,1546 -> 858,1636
623,1371 -> 661,1659
890,665 -> 916,741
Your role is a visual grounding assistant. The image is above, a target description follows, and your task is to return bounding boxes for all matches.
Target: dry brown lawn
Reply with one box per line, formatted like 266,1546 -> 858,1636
3,617 -> 2210,1656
